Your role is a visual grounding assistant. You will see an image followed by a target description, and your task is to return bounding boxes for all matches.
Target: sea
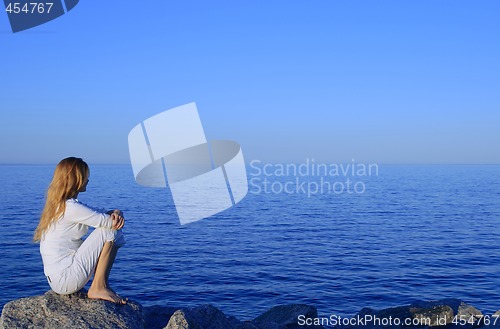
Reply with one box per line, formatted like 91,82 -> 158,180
0,163 -> 499,320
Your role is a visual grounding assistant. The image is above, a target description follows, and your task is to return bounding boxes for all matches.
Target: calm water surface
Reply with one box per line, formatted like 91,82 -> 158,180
0,164 -> 499,319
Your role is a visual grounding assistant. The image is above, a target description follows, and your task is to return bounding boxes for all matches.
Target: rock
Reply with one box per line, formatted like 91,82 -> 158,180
233,321 -> 261,329
1,290 -> 320,329
144,305 -> 180,329
0,289 -> 143,329
1,292 -> 489,329
163,303 -> 323,329
166,309 -> 201,329
188,304 -> 235,329
345,299 -> 482,329
494,311 -> 500,317
254,304 -> 324,329
410,304 -> 454,327
165,304 -> 234,329
411,299 -> 483,328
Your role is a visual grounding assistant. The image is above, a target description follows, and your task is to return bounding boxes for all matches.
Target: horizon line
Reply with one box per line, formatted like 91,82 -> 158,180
0,162 -> 499,166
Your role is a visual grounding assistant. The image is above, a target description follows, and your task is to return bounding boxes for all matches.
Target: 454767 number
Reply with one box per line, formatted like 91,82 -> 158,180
6,2 -> 53,14
452,315 -> 499,326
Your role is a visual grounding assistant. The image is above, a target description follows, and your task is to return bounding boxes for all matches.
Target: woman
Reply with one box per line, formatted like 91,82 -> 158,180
34,157 -> 127,304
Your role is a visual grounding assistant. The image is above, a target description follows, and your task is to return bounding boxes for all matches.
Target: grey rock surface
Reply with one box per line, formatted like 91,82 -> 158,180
165,309 -> 201,329
186,304 -> 235,329
164,304 -> 236,329
150,303 -> 323,329
0,292 -> 492,329
345,299 -> 483,329
253,304 -> 324,329
0,292 -> 326,329
0,289 -> 143,329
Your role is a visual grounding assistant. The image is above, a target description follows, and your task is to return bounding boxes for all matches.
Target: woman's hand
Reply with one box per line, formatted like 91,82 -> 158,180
110,212 -> 125,230
107,209 -> 123,217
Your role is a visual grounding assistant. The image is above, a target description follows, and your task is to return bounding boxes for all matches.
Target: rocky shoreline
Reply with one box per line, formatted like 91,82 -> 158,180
0,290 -> 499,329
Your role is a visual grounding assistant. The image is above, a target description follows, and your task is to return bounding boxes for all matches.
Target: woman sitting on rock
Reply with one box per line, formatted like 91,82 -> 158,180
34,157 -> 127,304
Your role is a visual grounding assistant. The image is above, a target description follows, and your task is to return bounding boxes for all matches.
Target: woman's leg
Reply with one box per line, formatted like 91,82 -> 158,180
71,227 -> 126,304
87,241 -> 126,304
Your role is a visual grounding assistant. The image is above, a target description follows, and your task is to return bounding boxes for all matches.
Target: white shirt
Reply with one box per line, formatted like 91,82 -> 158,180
40,199 -> 113,276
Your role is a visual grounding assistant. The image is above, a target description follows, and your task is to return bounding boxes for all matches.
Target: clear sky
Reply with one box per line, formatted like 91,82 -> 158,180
1,1 -> 499,164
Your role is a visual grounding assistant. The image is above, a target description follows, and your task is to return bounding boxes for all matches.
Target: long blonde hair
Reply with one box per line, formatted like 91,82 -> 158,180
34,157 -> 89,242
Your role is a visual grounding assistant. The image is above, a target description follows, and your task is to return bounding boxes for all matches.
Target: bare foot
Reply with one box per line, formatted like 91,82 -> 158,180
88,287 -> 127,304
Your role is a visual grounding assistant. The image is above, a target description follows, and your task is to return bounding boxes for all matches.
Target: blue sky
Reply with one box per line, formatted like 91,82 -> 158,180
1,1 -> 499,164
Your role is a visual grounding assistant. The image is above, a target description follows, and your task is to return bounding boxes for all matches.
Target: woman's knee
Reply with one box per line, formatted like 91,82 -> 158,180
93,227 -> 125,246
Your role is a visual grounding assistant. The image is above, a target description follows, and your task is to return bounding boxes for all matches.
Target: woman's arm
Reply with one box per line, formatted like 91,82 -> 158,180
65,200 -> 114,229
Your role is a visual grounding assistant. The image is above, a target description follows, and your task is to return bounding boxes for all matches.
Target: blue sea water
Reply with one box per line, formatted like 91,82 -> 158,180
0,164 -> 499,320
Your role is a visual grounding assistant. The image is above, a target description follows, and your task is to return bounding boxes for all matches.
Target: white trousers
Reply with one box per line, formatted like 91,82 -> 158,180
47,227 -> 125,294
